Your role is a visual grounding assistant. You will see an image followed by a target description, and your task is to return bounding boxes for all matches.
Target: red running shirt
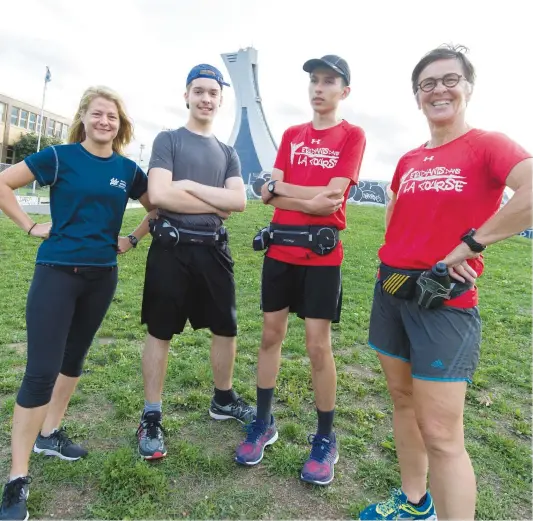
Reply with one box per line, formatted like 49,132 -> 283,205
267,120 -> 366,266
379,129 -> 531,307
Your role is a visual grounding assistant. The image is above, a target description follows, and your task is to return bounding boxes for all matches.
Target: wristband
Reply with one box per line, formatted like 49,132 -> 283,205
27,223 -> 37,236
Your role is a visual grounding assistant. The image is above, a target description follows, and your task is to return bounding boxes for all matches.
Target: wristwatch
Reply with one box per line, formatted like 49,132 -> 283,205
127,234 -> 138,248
267,180 -> 277,194
460,228 -> 486,253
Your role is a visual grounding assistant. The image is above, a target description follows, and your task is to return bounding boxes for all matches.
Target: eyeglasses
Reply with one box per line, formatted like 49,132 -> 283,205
417,73 -> 464,93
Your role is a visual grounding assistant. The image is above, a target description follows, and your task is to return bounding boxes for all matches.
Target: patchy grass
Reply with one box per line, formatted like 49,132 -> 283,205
0,202 -> 531,519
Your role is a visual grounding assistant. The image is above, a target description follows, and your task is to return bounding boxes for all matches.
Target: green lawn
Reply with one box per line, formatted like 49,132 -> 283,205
0,202 -> 531,520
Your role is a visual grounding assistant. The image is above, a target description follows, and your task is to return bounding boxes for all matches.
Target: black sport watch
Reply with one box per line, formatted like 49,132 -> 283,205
267,180 -> 277,194
461,228 -> 486,253
127,234 -> 138,248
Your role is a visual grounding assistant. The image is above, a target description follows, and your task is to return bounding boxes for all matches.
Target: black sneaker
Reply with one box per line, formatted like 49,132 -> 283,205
137,411 -> 167,460
209,396 -> 255,424
0,476 -> 31,521
33,428 -> 88,461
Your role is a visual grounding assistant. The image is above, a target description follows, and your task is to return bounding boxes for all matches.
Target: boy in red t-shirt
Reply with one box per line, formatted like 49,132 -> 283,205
235,55 -> 366,486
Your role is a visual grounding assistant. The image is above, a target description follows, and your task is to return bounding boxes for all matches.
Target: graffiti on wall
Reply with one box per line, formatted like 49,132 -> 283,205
246,172 -> 391,206
245,171 -> 532,239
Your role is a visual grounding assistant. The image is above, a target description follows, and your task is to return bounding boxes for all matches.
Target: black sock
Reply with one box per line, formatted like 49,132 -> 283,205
214,387 -> 238,406
316,408 -> 335,437
256,387 -> 274,423
408,493 -> 427,508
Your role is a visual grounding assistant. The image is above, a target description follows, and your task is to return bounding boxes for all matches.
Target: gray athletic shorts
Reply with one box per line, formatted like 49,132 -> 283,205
368,280 -> 482,382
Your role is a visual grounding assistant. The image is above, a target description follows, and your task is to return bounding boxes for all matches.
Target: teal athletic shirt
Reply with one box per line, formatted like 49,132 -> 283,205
25,143 -> 148,267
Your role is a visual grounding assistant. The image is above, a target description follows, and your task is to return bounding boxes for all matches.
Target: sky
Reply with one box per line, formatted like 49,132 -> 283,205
1,0 -> 531,181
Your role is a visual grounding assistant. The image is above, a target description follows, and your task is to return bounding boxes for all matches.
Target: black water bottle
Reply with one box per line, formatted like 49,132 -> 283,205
432,262 -> 451,288
416,262 -> 451,309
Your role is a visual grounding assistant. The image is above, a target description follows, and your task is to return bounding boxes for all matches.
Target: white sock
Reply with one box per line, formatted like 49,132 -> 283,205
8,474 -> 27,482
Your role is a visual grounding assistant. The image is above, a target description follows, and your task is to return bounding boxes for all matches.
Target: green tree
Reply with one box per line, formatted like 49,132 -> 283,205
13,132 -> 64,161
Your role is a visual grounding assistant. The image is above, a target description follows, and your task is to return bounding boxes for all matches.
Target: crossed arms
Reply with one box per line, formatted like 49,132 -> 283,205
261,168 -> 350,216
148,168 -> 247,216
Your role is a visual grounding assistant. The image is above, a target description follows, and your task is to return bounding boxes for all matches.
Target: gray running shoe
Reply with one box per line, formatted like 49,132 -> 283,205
0,476 -> 31,521
209,396 -> 255,424
33,428 -> 88,461
137,411 -> 167,460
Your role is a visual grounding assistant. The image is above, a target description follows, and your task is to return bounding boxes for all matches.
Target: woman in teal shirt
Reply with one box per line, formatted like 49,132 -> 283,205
0,85 -> 154,521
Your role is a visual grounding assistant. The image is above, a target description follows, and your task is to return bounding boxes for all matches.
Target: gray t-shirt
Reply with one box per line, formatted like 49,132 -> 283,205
148,127 -> 241,230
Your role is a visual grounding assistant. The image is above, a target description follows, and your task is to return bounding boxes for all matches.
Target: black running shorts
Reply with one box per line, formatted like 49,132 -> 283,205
260,256 -> 342,322
141,241 -> 237,340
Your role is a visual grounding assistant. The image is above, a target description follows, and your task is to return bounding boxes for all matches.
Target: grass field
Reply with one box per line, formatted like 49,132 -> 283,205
0,202 -> 531,520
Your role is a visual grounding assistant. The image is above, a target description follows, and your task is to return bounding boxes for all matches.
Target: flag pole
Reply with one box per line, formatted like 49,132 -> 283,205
32,66 -> 51,195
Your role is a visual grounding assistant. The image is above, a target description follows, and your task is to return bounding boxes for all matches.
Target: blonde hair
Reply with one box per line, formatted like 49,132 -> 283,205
68,86 -> 134,155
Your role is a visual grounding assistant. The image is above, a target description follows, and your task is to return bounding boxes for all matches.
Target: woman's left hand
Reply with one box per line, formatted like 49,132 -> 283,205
117,236 -> 133,254
439,242 -> 479,283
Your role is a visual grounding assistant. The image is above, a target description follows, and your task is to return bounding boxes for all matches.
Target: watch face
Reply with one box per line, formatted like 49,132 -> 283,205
268,182 -> 274,193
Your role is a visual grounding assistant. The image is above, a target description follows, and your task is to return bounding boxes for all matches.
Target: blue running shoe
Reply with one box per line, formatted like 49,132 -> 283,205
300,432 -> 339,486
235,415 -> 278,466
359,488 -> 437,520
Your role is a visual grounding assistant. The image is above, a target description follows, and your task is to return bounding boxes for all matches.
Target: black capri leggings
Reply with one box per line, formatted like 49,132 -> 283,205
17,264 -> 118,408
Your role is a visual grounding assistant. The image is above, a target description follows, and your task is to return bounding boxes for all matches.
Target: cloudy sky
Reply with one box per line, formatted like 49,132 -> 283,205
1,0 -> 531,180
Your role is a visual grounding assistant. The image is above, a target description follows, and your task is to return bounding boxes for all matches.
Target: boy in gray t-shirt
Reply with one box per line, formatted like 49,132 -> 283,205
137,64 -> 254,460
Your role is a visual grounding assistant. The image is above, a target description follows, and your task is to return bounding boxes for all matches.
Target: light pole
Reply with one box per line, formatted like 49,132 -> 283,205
138,144 -> 145,166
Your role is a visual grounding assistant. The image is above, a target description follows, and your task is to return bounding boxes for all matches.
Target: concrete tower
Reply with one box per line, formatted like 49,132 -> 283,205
221,47 -> 278,183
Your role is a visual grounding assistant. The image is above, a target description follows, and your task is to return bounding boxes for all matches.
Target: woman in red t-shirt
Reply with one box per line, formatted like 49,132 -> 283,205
360,45 -> 532,521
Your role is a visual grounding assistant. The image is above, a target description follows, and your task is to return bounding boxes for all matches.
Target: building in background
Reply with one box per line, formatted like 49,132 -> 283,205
221,47 -> 277,184
0,93 -> 71,164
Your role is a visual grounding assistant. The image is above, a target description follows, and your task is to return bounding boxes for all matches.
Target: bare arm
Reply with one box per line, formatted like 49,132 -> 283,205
385,192 -> 397,229
262,168 -> 345,215
148,168 -> 224,215
117,193 -> 158,254
126,193 -> 157,241
473,158 -> 532,245
440,158 -> 533,283
272,176 -> 351,200
175,176 -> 247,212
0,161 -> 50,237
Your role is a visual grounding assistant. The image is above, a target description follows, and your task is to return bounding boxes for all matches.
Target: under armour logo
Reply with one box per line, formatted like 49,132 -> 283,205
423,156 -> 434,162
311,139 -> 321,144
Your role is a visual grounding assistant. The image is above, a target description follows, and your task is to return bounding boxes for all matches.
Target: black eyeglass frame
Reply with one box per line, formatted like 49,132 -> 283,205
417,73 -> 465,93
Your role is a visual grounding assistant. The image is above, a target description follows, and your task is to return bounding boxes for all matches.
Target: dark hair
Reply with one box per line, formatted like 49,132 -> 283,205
411,44 -> 476,94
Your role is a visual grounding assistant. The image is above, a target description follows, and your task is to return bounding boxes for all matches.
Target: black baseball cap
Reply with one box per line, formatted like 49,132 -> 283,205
303,55 -> 350,85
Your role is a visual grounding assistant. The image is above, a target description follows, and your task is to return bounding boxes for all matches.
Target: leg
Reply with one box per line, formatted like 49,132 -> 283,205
234,257 -> 293,466
40,374 -> 80,436
405,304 -> 481,520
234,310 -> 285,465
305,318 -> 335,412
11,266 -> 79,477
413,380 -> 475,520
143,333 -> 170,403
141,242 -> 188,405
360,281 -> 435,520
41,268 -> 118,436
257,309 -> 289,390
138,243 -> 188,459
194,245 -> 253,422
299,266 -> 343,486
210,335 -> 236,391
377,353 -> 428,503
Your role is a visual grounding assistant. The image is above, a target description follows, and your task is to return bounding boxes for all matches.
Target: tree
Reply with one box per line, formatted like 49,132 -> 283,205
13,132 -> 64,161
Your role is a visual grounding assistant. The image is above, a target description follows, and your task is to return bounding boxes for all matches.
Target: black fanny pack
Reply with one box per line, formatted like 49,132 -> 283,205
150,219 -> 228,248
378,263 -> 473,309
253,223 -> 339,256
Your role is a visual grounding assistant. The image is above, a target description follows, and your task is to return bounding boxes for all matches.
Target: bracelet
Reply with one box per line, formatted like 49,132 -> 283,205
27,223 -> 37,236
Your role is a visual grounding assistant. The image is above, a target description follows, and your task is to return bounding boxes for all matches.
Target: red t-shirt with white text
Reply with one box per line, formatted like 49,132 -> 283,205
379,129 -> 531,307
267,120 -> 366,266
